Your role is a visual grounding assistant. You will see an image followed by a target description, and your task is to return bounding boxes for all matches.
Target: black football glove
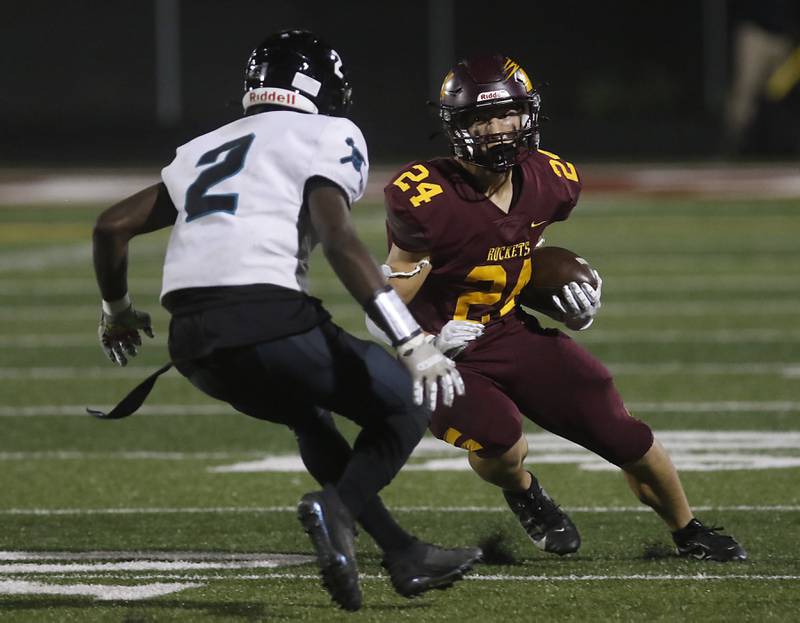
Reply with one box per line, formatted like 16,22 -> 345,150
98,305 -> 154,366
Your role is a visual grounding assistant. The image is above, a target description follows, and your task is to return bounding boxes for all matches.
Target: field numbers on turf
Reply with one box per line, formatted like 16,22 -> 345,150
202,431 -> 800,474
0,580 -> 201,601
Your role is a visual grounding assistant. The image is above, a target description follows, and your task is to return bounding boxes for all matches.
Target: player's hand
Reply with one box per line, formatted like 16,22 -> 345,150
98,305 -> 154,366
433,320 -> 484,358
397,334 -> 465,410
552,270 -> 602,331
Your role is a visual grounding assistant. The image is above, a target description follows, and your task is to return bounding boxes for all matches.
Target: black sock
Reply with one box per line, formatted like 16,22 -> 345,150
294,410 -> 416,552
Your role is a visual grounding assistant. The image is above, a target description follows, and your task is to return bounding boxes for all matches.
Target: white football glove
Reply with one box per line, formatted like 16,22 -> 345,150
433,320 -> 484,358
552,270 -> 603,331
396,334 -> 465,411
98,305 -> 154,366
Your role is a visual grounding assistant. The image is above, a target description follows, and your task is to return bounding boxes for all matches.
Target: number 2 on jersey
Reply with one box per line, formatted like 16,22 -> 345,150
392,164 -> 444,207
185,133 -> 255,222
538,149 -> 579,182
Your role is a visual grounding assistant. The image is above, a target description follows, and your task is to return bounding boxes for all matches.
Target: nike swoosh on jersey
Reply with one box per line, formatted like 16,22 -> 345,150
530,220 -> 547,228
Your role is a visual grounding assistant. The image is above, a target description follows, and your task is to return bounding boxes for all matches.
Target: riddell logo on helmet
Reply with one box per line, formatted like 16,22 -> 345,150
477,89 -> 511,102
248,89 -> 297,105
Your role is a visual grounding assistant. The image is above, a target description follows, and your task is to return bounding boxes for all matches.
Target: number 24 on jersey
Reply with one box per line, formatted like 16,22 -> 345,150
392,164 -> 443,207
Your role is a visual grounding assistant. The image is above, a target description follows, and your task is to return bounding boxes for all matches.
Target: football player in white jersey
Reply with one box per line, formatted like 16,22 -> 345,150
92,30 -> 481,611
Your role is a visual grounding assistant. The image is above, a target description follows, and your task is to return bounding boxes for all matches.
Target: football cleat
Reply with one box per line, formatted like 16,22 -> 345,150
297,486 -> 362,611
381,539 -> 483,598
672,518 -> 748,562
503,474 -> 581,555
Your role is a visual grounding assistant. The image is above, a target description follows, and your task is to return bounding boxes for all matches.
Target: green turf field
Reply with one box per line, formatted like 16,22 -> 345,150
0,194 -> 798,621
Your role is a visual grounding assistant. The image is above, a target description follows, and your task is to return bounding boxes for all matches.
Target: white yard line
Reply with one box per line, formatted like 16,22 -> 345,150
464,574 -> 800,582
0,335 -> 166,347
0,572 -> 797,583
629,401 -> 800,412
0,552 -> 313,562
1,364 -> 799,382
327,301 -> 800,318
0,244 -> 92,273
0,560 -> 312,574
0,451 -> 264,460
3,329 -> 800,348
0,278 -> 162,295
2,300 -> 799,323
1,276 -> 796,295
0,505 -> 797,517
0,367 -> 179,380
6,429 -> 800,460
2,401 -> 798,416
579,329 -> 800,344
0,579 -> 201,600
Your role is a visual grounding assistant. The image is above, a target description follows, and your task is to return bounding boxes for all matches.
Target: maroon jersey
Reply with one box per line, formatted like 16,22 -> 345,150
385,149 -> 581,333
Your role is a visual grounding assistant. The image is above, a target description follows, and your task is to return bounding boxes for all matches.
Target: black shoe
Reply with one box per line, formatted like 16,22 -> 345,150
381,539 -> 482,598
503,474 -> 581,555
672,518 -> 748,562
297,486 -> 362,611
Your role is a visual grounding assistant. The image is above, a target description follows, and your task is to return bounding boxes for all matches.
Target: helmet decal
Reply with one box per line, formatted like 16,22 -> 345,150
502,58 -> 520,79
440,70 -> 455,100
477,89 -> 511,102
291,72 -> 322,97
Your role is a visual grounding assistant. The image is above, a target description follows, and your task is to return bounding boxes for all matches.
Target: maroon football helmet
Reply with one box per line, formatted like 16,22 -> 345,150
439,54 -> 541,172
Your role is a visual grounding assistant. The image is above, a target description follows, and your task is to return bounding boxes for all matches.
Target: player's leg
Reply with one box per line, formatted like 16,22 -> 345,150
467,435 -> 531,491
294,412 -> 483,595
307,322 -> 482,595
621,439 -> 691,530
174,345 -> 364,610
622,440 -> 746,560
508,316 -> 746,560
431,367 -> 580,555
179,323 -> 428,516
177,324 -> 481,597
292,408 -> 416,554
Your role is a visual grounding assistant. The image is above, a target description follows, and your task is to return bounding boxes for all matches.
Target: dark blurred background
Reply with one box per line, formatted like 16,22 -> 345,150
2,0 -> 798,166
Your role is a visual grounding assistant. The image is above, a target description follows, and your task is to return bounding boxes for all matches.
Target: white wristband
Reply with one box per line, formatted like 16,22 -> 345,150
366,288 -> 421,346
102,293 -> 131,315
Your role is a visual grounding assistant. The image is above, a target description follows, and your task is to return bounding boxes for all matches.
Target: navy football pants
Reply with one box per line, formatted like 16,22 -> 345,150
174,320 -> 428,521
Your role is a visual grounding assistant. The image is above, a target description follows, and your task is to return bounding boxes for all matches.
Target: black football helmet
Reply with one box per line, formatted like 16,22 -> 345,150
243,30 -> 352,116
439,54 -> 541,171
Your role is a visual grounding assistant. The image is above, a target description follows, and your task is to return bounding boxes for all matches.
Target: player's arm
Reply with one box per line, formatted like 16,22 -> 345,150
93,182 -> 177,365
306,178 -> 463,409
366,243 -> 484,358
384,243 -> 433,303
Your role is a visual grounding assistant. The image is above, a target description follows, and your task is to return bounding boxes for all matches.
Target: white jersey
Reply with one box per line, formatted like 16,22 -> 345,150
160,111 -> 368,299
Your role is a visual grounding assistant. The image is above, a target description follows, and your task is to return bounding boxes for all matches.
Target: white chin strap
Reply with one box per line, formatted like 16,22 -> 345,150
242,87 -> 318,114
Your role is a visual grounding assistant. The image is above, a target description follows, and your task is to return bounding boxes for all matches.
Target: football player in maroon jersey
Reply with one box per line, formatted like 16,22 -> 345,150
369,54 -> 746,562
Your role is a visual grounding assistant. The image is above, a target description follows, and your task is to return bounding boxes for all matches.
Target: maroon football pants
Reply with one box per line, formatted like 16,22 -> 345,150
430,311 -> 654,465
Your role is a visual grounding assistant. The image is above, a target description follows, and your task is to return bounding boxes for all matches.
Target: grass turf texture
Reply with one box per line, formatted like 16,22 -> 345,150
0,196 -> 798,621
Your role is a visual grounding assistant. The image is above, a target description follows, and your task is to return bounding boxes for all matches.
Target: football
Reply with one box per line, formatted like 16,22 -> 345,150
517,246 -> 598,317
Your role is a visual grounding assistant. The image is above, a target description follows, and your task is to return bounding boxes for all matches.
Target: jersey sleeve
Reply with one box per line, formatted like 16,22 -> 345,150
534,149 -> 582,222
307,118 -> 369,205
384,168 -> 429,252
